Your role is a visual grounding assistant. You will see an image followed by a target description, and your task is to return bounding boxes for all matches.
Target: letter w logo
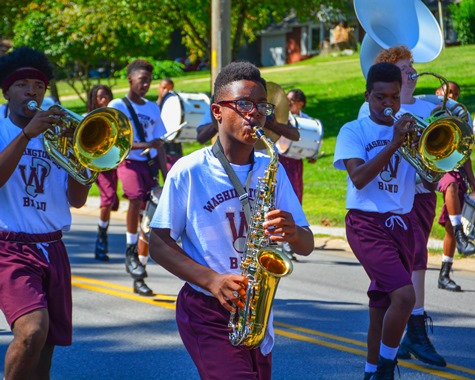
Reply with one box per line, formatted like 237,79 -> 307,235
19,157 -> 51,198
380,154 -> 401,182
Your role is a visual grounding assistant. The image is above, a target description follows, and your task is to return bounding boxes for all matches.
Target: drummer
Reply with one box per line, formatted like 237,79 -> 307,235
157,77 -> 183,169
275,89 -> 317,260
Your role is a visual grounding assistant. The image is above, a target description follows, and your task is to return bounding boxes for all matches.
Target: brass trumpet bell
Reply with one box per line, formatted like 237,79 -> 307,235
418,116 -> 474,173
28,101 -> 133,185
73,108 -> 133,172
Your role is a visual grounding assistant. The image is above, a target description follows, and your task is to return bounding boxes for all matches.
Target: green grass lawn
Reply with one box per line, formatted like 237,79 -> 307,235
16,44 -> 475,243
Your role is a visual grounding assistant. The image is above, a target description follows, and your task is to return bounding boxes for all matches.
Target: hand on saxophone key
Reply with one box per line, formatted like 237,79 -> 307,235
208,273 -> 247,312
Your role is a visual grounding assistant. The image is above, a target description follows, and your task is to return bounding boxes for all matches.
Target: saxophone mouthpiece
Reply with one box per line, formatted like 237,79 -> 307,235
27,100 -> 39,111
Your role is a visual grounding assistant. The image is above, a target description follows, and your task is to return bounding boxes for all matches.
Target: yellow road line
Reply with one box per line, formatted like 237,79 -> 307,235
71,276 -> 475,379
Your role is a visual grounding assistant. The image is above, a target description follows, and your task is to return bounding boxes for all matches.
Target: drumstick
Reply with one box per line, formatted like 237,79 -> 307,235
140,122 -> 188,156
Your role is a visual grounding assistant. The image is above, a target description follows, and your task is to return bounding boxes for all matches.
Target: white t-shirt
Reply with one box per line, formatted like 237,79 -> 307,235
358,98 -> 437,194
0,118 -> 71,233
108,97 -> 166,161
150,146 -> 308,354
334,117 -> 417,214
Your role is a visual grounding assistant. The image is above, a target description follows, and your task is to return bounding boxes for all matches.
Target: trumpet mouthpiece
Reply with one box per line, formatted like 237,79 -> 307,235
384,108 -> 393,116
27,100 -> 38,111
408,73 -> 418,81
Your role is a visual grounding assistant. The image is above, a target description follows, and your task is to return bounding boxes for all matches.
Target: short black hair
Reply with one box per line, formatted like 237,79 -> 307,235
0,46 -> 54,85
288,88 -> 306,107
87,84 -> 113,112
213,61 -> 266,102
127,59 -> 154,76
366,62 -> 402,92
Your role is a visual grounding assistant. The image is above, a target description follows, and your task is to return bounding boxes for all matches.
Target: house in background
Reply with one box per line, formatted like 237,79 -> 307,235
258,13 -> 327,67
258,1 -> 460,67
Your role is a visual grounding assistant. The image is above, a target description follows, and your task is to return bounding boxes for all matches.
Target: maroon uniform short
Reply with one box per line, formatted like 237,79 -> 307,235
117,159 -> 157,202
176,283 -> 272,380
96,169 -> 119,210
345,209 -> 415,308
438,171 -> 467,226
408,192 -> 437,271
0,230 -> 72,346
278,155 -> 303,204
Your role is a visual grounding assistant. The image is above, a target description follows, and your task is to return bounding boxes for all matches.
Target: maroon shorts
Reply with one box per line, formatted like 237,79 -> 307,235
408,192 -> 437,271
278,155 -> 303,204
438,171 -> 467,226
0,230 -> 72,346
96,169 -> 119,210
117,159 -> 157,202
176,283 -> 272,380
345,209 -> 415,308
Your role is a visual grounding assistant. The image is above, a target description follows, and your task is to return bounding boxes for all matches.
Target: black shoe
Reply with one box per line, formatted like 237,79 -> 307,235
398,313 -> 446,367
133,280 -> 153,297
396,344 -> 411,359
363,372 -> 375,380
454,225 -> 475,256
95,226 -> 109,261
125,244 -> 147,279
438,261 -> 462,292
373,356 -> 398,380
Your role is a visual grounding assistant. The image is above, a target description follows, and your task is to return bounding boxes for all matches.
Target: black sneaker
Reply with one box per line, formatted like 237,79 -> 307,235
363,372 -> 375,380
95,226 -> 109,261
398,313 -> 446,367
134,280 -> 154,297
373,356 -> 398,380
454,225 -> 475,256
125,244 -> 147,279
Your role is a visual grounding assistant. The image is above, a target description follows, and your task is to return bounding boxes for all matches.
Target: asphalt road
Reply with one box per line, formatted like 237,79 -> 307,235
1,210 -> 475,380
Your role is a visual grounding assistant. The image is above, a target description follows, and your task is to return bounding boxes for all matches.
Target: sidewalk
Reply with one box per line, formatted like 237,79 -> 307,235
73,196 -> 475,273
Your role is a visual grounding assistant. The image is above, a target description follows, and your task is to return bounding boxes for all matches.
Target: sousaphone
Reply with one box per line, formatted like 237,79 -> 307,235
355,0 -> 443,78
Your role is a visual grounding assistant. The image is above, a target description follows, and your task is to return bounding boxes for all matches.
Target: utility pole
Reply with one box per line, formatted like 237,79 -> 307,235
211,0 -> 231,95
438,0 -> 445,48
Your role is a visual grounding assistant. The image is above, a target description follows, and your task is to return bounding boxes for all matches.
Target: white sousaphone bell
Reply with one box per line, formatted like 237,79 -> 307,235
354,0 -> 444,78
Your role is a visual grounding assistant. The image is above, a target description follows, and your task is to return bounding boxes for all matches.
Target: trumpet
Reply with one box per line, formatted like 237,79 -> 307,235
28,100 -> 133,185
384,103 -> 474,183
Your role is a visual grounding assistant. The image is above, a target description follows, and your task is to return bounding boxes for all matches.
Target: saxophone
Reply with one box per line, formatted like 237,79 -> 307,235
228,127 -> 293,349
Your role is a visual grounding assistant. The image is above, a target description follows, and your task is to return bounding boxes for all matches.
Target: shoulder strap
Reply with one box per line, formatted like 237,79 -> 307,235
122,97 -> 146,143
212,138 -> 253,223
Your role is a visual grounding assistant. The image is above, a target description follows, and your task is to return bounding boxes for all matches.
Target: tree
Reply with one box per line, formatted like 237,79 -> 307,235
448,0 -> 475,45
11,0 -> 173,103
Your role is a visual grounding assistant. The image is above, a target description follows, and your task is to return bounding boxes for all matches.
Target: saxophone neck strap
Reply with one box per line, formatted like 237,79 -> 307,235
212,138 -> 254,223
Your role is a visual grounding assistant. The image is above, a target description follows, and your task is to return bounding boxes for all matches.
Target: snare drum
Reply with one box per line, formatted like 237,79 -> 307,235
276,116 -> 324,160
140,186 -> 163,241
461,194 -> 475,240
160,92 -> 210,142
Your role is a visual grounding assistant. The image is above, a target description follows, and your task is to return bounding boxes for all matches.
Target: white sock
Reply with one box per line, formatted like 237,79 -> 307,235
126,233 -> 138,245
412,307 -> 424,316
98,219 -> 109,229
449,214 -> 462,226
379,341 -> 398,360
138,255 -> 149,266
365,362 -> 377,373
442,255 -> 454,263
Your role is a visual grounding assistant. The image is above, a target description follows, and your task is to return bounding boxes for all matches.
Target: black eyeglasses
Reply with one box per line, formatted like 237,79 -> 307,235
217,100 -> 275,116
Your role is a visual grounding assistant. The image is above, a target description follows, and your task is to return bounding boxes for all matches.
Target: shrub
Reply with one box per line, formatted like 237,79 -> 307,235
449,0 -> 475,45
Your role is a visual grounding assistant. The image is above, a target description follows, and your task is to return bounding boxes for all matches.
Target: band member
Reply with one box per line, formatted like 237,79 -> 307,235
358,45 -> 447,368
149,61 -> 313,379
108,59 -> 168,296
435,81 -> 475,292
86,84 -> 117,262
335,62 -> 436,379
0,46 -> 90,378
